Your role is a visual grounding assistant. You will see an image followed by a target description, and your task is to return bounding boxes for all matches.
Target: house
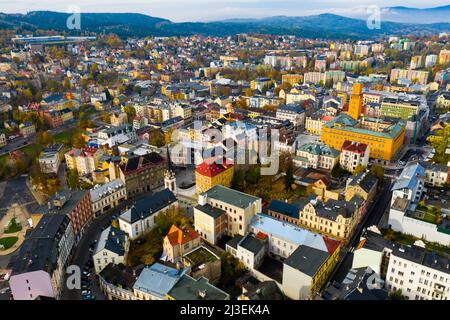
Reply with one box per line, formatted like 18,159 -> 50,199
19,122 -> 36,138
110,152 -> 166,197
195,159 -> 234,193
353,229 -> 450,300
340,141 -> 370,173
420,161 -> 449,187
110,112 -> 128,126
294,142 -> 340,170
118,189 -> 178,240
390,161 -> 426,206
267,199 -> 301,225
0,133 -> 6,147
193,204 -> 228,245
8,214 -> 74,300
436,91 -> 450,109
276,104 -> 306,129
90,179 -> 127,216
345,172 -> 378,203
98,263 -> 139,300
195,185 -> 262,240
133,263 -> 187,300
182,245 -> 222,284
166,274 -> 229,300
163,224 -> 201,263
38,144 -> 64,175
93,227 -> 129,274
65,147 -> 104,176
234,233 -> 267,270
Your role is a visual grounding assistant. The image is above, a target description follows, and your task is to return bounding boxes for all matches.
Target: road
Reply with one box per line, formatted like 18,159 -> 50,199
60,188 -> 162,300
325,177 -> 393,285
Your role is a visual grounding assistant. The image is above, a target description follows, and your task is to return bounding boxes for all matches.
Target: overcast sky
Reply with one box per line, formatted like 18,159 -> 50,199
1,0 -> 449,22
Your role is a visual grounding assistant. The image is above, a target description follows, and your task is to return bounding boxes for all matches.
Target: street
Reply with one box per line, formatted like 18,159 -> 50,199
325,177 -> 393,285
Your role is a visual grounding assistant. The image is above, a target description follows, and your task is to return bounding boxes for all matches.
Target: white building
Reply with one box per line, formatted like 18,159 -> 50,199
38,144 -> 63,175
90,179 -> 127,216
0,133 -> 6,147
118,189 -> 178,240
391,162 -> 426,206
340,140 -> 370,173
276,104 -> 306,129
93,226 -> 129,274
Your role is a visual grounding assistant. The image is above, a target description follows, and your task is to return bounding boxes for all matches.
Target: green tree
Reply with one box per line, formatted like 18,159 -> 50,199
284,164 -> 295,191
370,165 -> 384,182
389,289 -> 407,300
67,169 -> 79,189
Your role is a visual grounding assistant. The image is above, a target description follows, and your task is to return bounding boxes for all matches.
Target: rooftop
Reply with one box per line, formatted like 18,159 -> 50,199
167,275 -> 229,300
200,185 -> 260,209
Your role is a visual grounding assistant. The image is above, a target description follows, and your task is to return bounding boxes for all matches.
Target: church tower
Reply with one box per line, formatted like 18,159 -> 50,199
164,170 -> 177,195
348,83 -> 363,120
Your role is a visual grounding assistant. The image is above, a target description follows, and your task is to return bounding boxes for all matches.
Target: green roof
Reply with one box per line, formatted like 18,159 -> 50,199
325,114 -> 405,139
201,185 -> 260,209
167,275 -> 229,300
297,142 -> 340,158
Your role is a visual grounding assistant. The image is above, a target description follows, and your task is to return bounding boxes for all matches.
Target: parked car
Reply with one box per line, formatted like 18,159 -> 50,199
82,294 -> 96,300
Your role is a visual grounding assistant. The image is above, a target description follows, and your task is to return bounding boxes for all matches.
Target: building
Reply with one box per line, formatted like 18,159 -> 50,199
247,214 -> 341,299
195,185 -> 262,240
348,83 -> 364,120
276,104 -> 305,129
340,141 -> 370,173
133,263 -> 187,300
163,224 -> 201,263
99,264 -> 139,300
294,142 -> 340,170
390,69 -> 429,85
353,229 -> 450,300
345,172 -> 378,203
321,114 -> 405,161
65,147 -> 103,176
0,133 -> 6,147
420,161 -> 449,187
436,91 -> 450,109
234,233 -> 267,270
439,49 -> 450,65
166,274 -> 229,300
118,188 -> 178,240
38,144 -> 63,175
110,112 -> 128,126
110,152 -> 166,197
46,190 -> 94,242
90,179 -> 127,216
8,214 -> 74,300
380,95 -> 421,120
425,55 -> 438,68
183,245 -> 222,284
93,227 -> 129,274
267,199 -> 301,225
391,162 -> 425,206
195,159 -> 234,194
19,122 -> 36,138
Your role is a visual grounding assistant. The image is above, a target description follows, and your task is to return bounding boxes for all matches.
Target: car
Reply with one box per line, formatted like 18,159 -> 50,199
82,294 -> 96,300
81,290 -> 91,295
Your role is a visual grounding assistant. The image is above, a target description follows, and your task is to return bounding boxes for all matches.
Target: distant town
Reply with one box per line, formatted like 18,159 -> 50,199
0,26 -> 449,302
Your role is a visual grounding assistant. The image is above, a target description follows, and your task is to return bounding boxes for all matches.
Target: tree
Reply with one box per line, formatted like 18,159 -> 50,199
231,169 -> 245,191
284,164 -> 295,191
219,251 -> 246,286
370,165 -> 385,182
71,132 -> 86,149
67,169 -> 79,189
353,165 -> 366,175
148,129 -> 166,147
279,150 -> 293,174
389,289 -> 407,300
331,163 -> 349,178
123,105 -> 136,123
37,131 -> 54,146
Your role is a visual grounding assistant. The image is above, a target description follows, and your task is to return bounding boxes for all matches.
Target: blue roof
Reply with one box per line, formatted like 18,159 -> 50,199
133,263 -> 186,299
392,162 -> 426,191
267,200 -> 300,219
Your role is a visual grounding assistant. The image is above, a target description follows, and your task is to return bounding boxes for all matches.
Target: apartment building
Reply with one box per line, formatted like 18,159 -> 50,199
93,226 -> 129,274
340,140 -> 370,173
294,142 -> 340,170
90,179 -> 127,216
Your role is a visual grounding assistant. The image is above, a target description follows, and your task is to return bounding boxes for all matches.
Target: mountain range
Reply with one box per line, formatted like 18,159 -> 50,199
0,7 -> 449,40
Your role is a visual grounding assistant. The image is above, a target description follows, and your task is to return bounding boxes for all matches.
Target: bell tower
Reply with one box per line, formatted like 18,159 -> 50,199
164,170 -> 177,195
348,83 -> 363,120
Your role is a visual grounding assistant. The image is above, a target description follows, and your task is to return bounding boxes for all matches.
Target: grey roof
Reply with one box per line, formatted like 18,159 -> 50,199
168,275 -> 229,300
120,188 -> 177,224
90,179 -> 124,203
284,245 -> 330,277
99,263 -> 139,291
226,235 -> 243,250
267,200 -> 300,219
200,185 -> 260,209
238,234 -> 265,255
347,172 -> 378,193
194,204 -> 226,219
94,226 -> 128,256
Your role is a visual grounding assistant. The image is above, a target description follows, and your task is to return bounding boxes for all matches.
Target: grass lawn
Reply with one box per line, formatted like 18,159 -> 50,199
54,128 -> 78,146
0,237 -> 18,250
4,219 -> 22,234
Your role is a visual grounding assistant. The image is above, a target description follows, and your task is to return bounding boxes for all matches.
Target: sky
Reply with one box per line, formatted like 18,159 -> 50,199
0,0 -> 449,22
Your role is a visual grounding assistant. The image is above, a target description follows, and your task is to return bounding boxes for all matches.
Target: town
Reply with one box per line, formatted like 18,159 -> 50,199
0,15 -> 449,302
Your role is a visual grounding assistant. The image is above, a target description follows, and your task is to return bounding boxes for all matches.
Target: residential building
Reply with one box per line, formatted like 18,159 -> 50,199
93,227 -> 129,274
439,49 -> 450,65
110,112 -> 128,126
38,144 -> 63,175
65,147 -> 103,176
294,142 -> 340,170
436,91 -> 450,109
193,203 -> 228,245
195,159 -> 234,194
345,172 -> 378,203
390,69 -> 429,85
391,161 -> 426,206
109,152 -> 166,197
182,245 -> 222,284
166,274 -> 229,300
19,122 -> 36,138
163,224 -> 201,263
8,214 -> 74,300
353,229 -> 450,300
118,188 -> 178,240
340,140 -> 370,173
276,104 -> 305,129
196,185 -> 262,239
420,161 -> 449,187
380,95 -> 421,120
99,264 -> 139,300
90,179 -> 127,216
234,233 -> 268,270
0,133 -> 6,147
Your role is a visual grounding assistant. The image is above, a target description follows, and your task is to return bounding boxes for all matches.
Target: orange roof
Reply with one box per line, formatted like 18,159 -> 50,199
166,224 -> 200,246
195,159 -> 233,178
256,232 -> 268,241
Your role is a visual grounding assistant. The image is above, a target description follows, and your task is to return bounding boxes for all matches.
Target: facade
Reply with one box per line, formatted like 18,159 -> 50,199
110,112 -> 128,126
340,140 -> 370,173
436,92 -> 450,109
118,188 -> 178,240
196,185 -> 262,239
93,227 -> 129,274
65,147 -> 103,175
321,114 -> 405,161
163,224 -> 201,263
110,152 -> 166,197
90,179 -> 127,216
193,204 -> 228,244
276,104 -> 305,128
195,159 -> 234,194
294,142 -> 340,170
8,214 -> 74,300
390,69 -> 429,85
19,122 -> 36,138
0,133 -> 6,147
380,96 -> 421,120
345,172 -> 378,203
38,144 -> 63,175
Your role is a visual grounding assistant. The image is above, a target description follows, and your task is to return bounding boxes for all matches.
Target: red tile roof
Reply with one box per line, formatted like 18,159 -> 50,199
323,236 -> 341,255
195,159 -> 233,178
342,140 -> 368,154
166,224 -> 200,246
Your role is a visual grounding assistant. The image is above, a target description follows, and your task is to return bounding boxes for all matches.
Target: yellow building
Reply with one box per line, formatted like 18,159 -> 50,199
195,160 -> 234,194
321,114 -> 405,161
282,74 -> 303,86
348,83 -> 363,120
